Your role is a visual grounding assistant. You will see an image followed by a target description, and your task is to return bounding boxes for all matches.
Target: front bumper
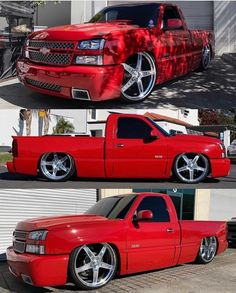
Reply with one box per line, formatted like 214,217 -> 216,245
17,59 -> 124,101
210,158 -> 230,178
7,247 -> 69,287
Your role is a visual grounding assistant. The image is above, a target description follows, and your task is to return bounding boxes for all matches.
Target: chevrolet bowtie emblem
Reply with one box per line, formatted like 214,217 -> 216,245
40,47 -> 50,55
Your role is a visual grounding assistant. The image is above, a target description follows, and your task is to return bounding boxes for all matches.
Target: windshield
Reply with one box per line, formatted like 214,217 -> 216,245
145,117 -> 171,137
89,4 -> 160,28
85,194 -> 137,219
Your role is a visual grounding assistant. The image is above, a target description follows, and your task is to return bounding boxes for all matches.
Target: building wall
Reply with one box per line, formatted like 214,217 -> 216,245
194,189 -> 211,220
100,189 -> 132,199
214,1 -> 236,55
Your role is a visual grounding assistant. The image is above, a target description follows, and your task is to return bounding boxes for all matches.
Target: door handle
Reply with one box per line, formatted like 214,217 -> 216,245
166,228 -> 174,233
116,144 -> 124,148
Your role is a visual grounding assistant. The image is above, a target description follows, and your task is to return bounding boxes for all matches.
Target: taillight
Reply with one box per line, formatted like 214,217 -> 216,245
12,140 -> 18,157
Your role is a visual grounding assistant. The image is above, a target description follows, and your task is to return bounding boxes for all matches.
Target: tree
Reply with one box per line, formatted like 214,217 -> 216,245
53,117 -> 75,134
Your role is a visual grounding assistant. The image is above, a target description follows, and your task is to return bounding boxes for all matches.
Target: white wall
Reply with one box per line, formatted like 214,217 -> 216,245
209,189 -> 236,221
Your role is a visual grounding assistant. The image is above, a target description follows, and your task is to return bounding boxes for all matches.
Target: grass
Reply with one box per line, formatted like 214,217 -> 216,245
0,153 -> 12,164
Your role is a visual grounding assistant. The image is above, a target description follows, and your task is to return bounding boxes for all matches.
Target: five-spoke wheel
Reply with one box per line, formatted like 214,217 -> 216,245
121,52 -> 156,102
199,44 -> 211,71
174,153 -> 209,183
195,236 -> 217,264
69,243 -> 117,290
39,152 -> 75,181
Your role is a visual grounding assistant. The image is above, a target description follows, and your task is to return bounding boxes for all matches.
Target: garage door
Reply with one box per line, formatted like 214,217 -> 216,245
0,189 -> 97,258
108,1 -> 213,30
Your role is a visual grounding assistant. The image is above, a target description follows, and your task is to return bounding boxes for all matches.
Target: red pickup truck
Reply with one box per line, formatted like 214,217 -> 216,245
17,2 -> 214,102
7,193 -> 228,289
7,113 -> 230,183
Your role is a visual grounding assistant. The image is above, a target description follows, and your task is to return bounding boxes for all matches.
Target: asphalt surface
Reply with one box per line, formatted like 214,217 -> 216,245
0,248 -> 235,292
0,58 -> 235,109
0,163 -> 236,189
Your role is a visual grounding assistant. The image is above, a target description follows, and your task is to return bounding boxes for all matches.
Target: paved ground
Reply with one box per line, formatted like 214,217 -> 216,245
0,248 -> 235,293
0,163 -> 236,189
0,58 -> 235,109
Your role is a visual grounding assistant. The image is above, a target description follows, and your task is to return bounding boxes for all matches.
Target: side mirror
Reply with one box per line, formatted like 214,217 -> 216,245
137,210 -> 153,221
166,19 -> 183,30
150,129 -> 159,139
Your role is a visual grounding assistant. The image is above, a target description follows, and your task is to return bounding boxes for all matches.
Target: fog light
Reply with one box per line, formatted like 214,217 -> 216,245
26,244 -> 45,254
75,55 -> 103,65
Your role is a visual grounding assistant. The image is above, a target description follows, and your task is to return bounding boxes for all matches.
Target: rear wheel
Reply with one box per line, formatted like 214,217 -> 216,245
199,45 -> 211,71
173,153 -> 209,183
39,152 -> 75,181
195,236 -> 217,264
121,52 -> 156,103
69,243 -> 117,290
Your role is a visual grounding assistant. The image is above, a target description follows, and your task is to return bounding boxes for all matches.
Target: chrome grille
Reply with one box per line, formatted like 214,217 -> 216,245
13,230 -> 27,240
26,78 -> 62,92
13,240 -> 25,253
29,41 -> 74,50
13,230 -> 27,253
29,51 -> 71,66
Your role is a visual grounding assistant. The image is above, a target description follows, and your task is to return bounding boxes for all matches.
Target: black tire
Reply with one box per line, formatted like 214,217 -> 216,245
198,45 -> 211,71
39,152 -> 75,182
195,236 -> 218,264
120,52 -> 157,103
69,243 -> 117,290
173,153 -> 209,184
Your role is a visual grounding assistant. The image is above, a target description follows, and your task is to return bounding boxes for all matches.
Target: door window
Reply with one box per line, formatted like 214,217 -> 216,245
136,196 -> 170,222
117,117 -> 152,139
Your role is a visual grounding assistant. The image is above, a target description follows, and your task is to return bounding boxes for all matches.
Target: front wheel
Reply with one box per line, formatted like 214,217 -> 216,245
173,153 -> 209,183
121,52 -> 157,103
195,236 -> 217,264
39,152 -> 75,181
69,243 -> 117,290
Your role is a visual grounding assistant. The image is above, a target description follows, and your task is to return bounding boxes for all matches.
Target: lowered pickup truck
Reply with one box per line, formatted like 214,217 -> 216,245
17,2 -> 214,102
7,193 -> 228,289
7,113 -> 230,183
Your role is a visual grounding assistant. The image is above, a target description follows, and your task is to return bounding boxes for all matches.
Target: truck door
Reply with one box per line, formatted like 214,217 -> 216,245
126,195 -> 180,273
157,5 -> 192,82
105,116 -> 168,178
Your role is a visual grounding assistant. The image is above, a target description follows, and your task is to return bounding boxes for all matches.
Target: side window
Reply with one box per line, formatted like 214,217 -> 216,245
163,6 -> 182,30
136,196 -> 170,222
117,117 -> 152,139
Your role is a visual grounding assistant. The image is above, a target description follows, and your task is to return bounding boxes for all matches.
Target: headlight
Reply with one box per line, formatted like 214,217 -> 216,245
25,38 -> 29,47
75,55 -> 103,65
78,39 -> 105,50
28,230 -> 48,241
26,244 -> 45,254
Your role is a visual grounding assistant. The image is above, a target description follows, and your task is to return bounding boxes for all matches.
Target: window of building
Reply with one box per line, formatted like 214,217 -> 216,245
117,117 -> 152,139
136,196 -> 170,222
91,109 -> 96,120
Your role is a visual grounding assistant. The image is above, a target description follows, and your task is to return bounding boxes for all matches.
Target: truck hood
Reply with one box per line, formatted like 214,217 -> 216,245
29,22 -> 139,41
16,214 -> 109,231
169,134 -> 221,145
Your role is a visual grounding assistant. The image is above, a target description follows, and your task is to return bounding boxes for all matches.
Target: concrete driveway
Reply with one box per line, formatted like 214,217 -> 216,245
0,163 -> 236,189
0,58 -> 235,109
0,248 -> 235,293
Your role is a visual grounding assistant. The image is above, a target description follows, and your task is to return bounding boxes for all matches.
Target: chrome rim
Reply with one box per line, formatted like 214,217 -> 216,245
175,153 -> 208,183
74,243 -> 116,288
200,236 -> 217,262
202,45 -> 211,69
40,153 -> 73,180
122,52 -> 156,101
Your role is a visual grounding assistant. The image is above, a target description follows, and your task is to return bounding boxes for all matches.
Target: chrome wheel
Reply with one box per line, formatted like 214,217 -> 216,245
200,236 -> 217,263
72,243 -> 117,289
121,52 -> 156,102
202,45 -> 211,69
40,152 -> 74,181
175,153 -> 209,183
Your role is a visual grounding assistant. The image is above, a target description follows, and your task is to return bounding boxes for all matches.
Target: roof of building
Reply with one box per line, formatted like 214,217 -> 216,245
144,112 -> 193,127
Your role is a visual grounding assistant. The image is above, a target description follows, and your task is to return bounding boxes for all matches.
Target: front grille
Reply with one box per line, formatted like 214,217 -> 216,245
26,78 -> 62,92
13,230 -> 27,253
29,41 -> 74,50
29,51 -> 71,66
228,223 -> 236,233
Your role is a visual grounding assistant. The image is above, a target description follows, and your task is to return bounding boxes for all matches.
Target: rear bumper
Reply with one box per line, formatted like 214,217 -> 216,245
7,247 -> 69,287
7,158 -> 38,176
17,59 -> 124,101
210,158 -> 230,178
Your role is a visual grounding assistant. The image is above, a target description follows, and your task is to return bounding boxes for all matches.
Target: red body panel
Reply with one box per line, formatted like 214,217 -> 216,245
16,3 -> 215,101
7,113 -> 230,180
7,193 -> 228,287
